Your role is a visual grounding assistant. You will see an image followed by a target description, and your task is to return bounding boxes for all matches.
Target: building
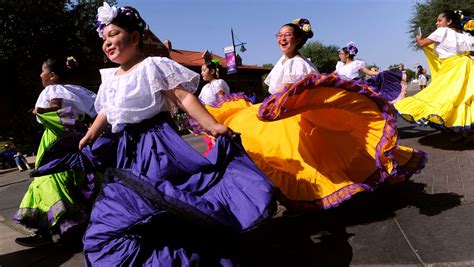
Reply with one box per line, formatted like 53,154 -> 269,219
142,30 -> 271,100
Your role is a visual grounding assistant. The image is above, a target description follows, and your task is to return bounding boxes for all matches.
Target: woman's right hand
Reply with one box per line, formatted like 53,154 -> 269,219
209,123 -> 237,138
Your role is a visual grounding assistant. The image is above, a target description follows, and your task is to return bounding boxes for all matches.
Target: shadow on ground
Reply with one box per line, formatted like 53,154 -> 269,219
241,181 -> 463,266
417,131 -> 474,151
398,125 -> 438,139
0,244 -> 82,266
0,182 -> 462,267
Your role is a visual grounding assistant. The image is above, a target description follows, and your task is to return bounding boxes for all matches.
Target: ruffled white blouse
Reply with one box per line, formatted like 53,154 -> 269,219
427,27 -> 473,59
95,57 -> 200,133
198,79 -> 231,105
335,60 -> 366,80
35,84 -> 97,118
264,55 -> 318,95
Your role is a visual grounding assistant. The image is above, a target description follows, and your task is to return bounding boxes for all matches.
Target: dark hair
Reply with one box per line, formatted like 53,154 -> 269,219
440,10 -> 463,31
203,61 -> 221,78
111,6 -> 147,35
340,47 -> 357,60
456,10 -> 474,35
43,57 -> 78,81
416,65 -> 425,76
281,23 -> 310,50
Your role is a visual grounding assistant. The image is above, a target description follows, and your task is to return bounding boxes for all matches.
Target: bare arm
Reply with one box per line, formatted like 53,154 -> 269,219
215,90 -> 226,98
79,114 -> 108,150
163,86 -> 232,136
360,67 -> 379,76
416,34 -> 435,47
33,98 -> 62,115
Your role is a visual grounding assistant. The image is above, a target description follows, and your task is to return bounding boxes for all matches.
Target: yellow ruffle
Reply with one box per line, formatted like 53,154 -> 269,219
205,74 -> 425,209
395,47 -> 474,128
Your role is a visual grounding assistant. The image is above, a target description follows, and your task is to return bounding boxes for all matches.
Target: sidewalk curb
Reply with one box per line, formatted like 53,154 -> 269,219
0,215 -> 33,236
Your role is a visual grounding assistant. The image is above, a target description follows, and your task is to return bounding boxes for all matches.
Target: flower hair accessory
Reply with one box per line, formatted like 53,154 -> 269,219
66,56 -> 78,69
211,59 -> 221,65
345,41 -> 358,56
292,18 -> 314,38
96,2 -> 118,38
96,2 -> 146,38
454,10 -> 474,32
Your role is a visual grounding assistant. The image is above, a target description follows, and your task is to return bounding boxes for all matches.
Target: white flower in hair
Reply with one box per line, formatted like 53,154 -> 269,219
97,2 -> 118,27
302,24 -> 311,32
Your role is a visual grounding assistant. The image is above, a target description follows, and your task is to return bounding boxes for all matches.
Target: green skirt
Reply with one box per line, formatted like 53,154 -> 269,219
14,108 -> 95,234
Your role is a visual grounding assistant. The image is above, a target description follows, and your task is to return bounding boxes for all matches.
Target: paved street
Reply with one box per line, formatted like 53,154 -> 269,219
2,87 -> 474,266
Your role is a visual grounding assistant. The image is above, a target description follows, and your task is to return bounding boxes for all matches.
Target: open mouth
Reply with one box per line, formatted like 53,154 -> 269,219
279,41 -> 288,48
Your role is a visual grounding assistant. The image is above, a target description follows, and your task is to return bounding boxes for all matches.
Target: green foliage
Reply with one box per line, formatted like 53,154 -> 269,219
300,41 -> 340,74
388,64 -> 402,71
0,0 -> 117,145
262,63 -> 274,68
366,63 -> 379,71
408,0 -> 474,49
405,68 -> 416,82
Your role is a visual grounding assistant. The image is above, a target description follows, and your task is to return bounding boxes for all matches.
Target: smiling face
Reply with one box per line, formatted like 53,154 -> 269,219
101,23 -> 139,65
276,25 -> 301,57
338,50 -> 350,63
435,13 -> 451,28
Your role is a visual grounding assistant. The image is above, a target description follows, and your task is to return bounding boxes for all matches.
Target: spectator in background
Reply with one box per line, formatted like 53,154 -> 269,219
416,65 -> 427,90
199,59 -> 230,105
14,151 -> 31,172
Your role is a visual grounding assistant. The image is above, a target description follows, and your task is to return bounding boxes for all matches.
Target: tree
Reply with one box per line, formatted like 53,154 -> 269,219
408,0 -> 474,49
300,41 -> 340,74
0,0 -> 117,145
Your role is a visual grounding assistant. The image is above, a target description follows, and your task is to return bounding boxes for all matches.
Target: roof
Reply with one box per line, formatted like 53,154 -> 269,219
169,49 -> 270,71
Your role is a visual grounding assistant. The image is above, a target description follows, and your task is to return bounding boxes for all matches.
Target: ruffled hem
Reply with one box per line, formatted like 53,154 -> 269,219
200,73 -> 427,209
277,148 -> 428,211
13,201 -> 88,234
258,73 -> 400,182
398,111 -> 474,131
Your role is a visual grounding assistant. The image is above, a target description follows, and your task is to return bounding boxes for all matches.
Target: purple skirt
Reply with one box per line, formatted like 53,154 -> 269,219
366,70 -> 407,103
78,115 -> 276,266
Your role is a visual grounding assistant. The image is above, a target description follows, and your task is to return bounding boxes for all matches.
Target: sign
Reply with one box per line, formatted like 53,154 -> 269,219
224,46 -> 237,74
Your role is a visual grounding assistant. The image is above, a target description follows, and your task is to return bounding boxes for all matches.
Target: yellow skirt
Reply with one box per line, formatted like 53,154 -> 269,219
202,73 -> 426,210
395,51 -> 474,129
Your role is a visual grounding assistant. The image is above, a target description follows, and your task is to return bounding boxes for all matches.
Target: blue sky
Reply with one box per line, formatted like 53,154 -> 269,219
117,0 -> 429,71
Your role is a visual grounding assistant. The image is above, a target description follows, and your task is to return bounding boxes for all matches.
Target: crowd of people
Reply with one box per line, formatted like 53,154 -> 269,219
8,2 -> 473,266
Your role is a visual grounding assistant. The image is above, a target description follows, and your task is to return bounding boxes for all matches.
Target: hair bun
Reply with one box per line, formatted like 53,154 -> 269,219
292,18 -> 314,38
66,56 -> 78,69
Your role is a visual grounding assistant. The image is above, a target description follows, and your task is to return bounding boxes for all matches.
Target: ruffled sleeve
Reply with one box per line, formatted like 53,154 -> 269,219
427,27 -> 448,43
94,57 -> 200,133
281,57 -> 315,84
354,60 -> 366,70
211,79 -> 230,94
94,68 -> 116,115
36,84 -> 97,117
145,57 -> 200,93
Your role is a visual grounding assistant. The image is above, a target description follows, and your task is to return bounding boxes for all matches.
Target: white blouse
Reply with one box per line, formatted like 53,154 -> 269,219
198,79 -> 230,105
95,57 -> 200,133
264,55 -> 318,95
427,27 -> 473,59
335,60 -> 366,80
35,84 -> 97,118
